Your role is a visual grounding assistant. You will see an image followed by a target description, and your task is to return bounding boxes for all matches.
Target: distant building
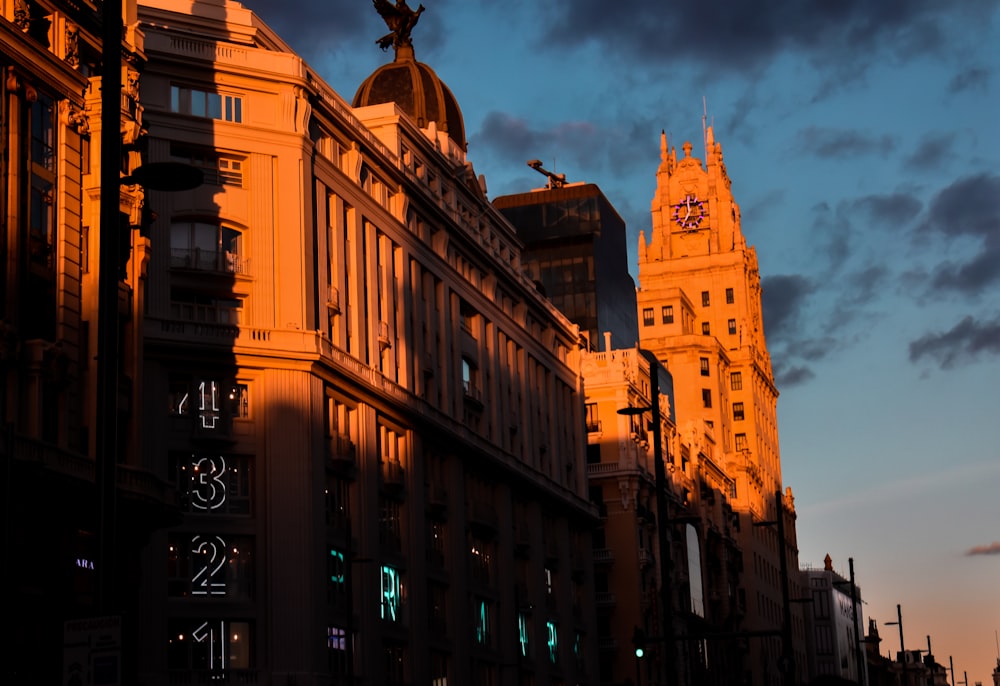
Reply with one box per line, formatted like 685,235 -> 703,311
637,128 -> 808,684
801,555 -> 867,685
494,182 -> 639,352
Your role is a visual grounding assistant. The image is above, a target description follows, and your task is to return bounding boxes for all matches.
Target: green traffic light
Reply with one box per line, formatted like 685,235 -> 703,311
635,646 -> 645,658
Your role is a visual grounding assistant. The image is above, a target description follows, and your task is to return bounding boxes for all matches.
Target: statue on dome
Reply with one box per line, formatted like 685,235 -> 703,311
373,0 -> 425,51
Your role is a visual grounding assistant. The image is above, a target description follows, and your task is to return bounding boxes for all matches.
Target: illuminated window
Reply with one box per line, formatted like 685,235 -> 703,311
733,402 -> 745,421
730,372 -> 743,391
642,308 -> 654,326
728,318 -> 737,334
171,453 -> 253,516
470,535 -> 493,584
662,305 -> 674,324
700,357 -> 710,376
726,287 -> 734,304
430,652 -> 449,686
701,291 -> 710,306
171,85 -> 243,123
702,389 -> 712,408
327,626 -> 348,675
518,613 -> 531,657
475,599 -> 492,645
167,619 -> 252,671
702,322 -> 710,335
381,565 -> 404,622
547,621 -> 559,663
167,534 -> 254,600
735,433 -> 747,451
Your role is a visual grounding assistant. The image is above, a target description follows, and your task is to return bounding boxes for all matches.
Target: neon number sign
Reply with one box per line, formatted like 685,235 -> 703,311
518,613 -> 529,656
547,621 -> 558,663
199,381 -> 221,429
191,456 -> 227,510
381,566 -> 400,621
192,620 -> 225,670
192,535 -> 227,596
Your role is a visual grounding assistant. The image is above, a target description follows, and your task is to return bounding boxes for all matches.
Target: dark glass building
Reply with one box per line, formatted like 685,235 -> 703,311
494,183 -> 639,351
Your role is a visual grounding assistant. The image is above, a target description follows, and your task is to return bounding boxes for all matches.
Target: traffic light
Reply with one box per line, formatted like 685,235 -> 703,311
631,626 -> 647,659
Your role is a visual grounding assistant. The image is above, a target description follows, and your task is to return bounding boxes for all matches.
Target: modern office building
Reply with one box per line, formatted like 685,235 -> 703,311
494,180 -> 638,352
801,555 -> 867,685
132,0 -> 598,684
636,128 -> 807,685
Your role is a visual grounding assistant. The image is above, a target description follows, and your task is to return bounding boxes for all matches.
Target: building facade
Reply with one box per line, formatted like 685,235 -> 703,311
2,0 -> 181,682
636,128 -> 807,685
494,182 -> 639,352
801,555 -> 867,685
132,1 -> 599,684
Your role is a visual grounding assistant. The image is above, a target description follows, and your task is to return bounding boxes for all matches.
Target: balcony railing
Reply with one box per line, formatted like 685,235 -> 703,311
170,248 -> 251,275
167,669 -> 258,685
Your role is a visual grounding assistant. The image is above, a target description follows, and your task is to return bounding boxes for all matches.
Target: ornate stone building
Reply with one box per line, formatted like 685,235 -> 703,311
2,0 -> 180,682
637,128 -> 807,685
132,0 -> 598,684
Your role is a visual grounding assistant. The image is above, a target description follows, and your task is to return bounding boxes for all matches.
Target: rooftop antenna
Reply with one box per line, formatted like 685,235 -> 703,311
527,159 -> 567,189
702,96 -> 708,159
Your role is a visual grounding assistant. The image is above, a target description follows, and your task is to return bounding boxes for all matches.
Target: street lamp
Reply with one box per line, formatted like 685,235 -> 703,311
885,604 -> 907,683
618,349 -> 676,686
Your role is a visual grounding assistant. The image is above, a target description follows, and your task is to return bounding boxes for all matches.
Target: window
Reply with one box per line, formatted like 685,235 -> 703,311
702,389 -> 712,408
699,357 -> 709,376
170,221 -> 245,273
733,402 -> 745,421
701,291 -> 710,306
547,621 -> 559,664
462,357 -> 479,401
171,144 -> 245,186
171,85 -> 243,122
381,565 -> 404,621
167,619 -> 252,671
170,452 -> 253,516
475,598 -> 492,645
25,91 -> 58,339
735,433 -> 747,451
167,533 -> 254,600
730,372 -> 743,391
728,318 -> 737,334
585,403 -> 600,433
662,305 -> 674,324
701,322 -> 710,335
642,308 -> 654,326
726,288 -> 734,304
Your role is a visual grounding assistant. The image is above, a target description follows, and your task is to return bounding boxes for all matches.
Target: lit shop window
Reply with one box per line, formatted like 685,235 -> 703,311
171,453 -> 253,516
167,534 -> 254,599
167,619 -> 252,672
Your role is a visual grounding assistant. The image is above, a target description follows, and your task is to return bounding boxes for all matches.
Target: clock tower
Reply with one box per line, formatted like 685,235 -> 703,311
637,126 -> 804,686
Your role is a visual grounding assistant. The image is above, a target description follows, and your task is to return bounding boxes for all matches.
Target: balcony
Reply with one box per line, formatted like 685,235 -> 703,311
326,285 -> 341,314
469,501 -> 499,533
593,548 -> 614,565
382,461 -> 405,492
638,548 -> 654,568
327,434 -> 356,474
168,670 -> 259,685
170,248 -> 251,276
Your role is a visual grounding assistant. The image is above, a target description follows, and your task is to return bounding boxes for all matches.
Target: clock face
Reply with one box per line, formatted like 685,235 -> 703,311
673,193 -> 706,230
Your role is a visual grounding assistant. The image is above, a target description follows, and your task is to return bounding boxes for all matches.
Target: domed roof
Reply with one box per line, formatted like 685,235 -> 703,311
353,44 -> 467,151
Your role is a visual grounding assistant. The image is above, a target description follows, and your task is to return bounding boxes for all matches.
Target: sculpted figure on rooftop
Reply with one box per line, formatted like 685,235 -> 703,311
373,0 -> 425,51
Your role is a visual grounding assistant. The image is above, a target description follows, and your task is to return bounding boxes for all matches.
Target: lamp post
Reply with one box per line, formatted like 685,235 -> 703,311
885,604 -> 906,684
618,349 -> 676,686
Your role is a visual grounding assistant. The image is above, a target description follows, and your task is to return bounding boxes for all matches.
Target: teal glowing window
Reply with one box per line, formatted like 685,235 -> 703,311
518,613 -> 529,657
475,600 -> 491,645
547,621 -> 558,663
381,565 -> 402,621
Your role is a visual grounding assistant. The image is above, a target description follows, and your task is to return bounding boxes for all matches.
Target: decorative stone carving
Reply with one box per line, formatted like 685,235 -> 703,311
13,0 -> 30,31
60,100 -> 90,135
65,23 -> 79,68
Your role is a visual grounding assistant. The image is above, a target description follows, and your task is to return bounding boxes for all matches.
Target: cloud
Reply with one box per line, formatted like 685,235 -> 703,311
923,173 -> 1000,239
794,127 -> 897,160
762,274 -> 816,340
903,132 -> 958,172
773,363 -> 815,388
852,193 -> 923,228
536,0 -> 996,81
967,542 -> 1000,556
948,66 -> 991,94
908,314 -> 1000,369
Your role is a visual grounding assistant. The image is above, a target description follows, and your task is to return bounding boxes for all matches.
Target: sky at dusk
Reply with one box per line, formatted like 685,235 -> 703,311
234,0 -> 1000,679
